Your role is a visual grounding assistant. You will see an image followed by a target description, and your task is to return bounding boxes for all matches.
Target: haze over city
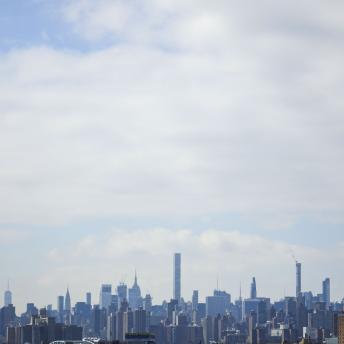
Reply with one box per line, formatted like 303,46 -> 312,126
1,0 -> 344,319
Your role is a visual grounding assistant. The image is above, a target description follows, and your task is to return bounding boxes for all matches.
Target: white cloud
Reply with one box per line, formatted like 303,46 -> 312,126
1,37 -> 344,226
1,0 -> 344,311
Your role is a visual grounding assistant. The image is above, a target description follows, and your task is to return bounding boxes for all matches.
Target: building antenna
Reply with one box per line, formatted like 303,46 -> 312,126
239,281 -> 242,300
289,248 -> 297,263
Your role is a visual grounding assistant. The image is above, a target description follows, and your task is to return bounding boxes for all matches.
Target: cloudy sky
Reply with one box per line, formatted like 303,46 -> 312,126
1,0 -> 344,312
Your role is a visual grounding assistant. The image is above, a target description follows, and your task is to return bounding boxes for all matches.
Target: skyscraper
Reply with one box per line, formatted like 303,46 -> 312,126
143,294 -> 152,312
248,311 -> 258,344
296,262 -> 302,297
57,295 -> 64,322
128,271 -> 142,310
99,284 -> 112,309
133,307 -> 147,333
250,277 -> 257,299
322,278 -> 330,309
117,283 -> 128,305
206,295 -> 226,317
4,281 -> 12,306
86,292 -> 92,305
65,288 -> 71,325
192,290 -> 199,311
173,253 -> 181,302
65,288 -> 71,311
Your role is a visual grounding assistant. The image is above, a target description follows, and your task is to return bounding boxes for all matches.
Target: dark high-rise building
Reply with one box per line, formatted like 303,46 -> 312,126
107,312 -> 117,340
0,304 -> 16,337
285,297 -> 297,316
250,278 -> 257,299
248,311 -> 258,344
214,289 -> 231,310
206,296 -> 226,317
133,307 -> 147,333
322,278 -> 330,309
173,253 -> 181,303
57,296 -> 64,323
86,292 -> 92,306
296,262 -> 302,297
167,299 -> 178,325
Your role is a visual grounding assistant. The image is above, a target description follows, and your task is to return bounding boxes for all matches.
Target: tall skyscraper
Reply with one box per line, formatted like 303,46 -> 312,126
4,281 -> 12,306
206,295 -> 226,317
86,292 -> 92,305
322,278 -> 330,309
133,308 -> 147,333
57,295 -> 64,322
100,284 -> 112,309
173,253 -> 181,302
65,288 -> 71,325
296,262 -> 302,297
117,283 -> 128,305
248,311 -> 258,344
65,288 -> 71,311
143,294 -> 152,312
128,271 -> 142,310
192,290 -> 199,311
250,277 -> 257,299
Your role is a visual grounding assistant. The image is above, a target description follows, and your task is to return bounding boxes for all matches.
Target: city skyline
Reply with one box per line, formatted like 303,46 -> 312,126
1,254 -> 340,314
1,252 -> 341,344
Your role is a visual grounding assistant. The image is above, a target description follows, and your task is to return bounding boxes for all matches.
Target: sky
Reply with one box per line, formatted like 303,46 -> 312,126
1,0 -> 344,313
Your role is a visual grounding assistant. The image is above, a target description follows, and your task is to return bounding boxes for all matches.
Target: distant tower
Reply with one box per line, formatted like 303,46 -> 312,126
4,281 -> 12,306
65,287 -> 71,325
143,294 -> 152,312
117,283 -> 128,306
128,271 -> 142,310
322,278 -> 330,309
296,262 -> 302,297
57,295 -> 64,322
133,308 -> 147,333
99,284 -> 112,309
65,288 -> 71,311
86,292 -> 92,305
250,277 -> 257,299
192,290 -> 199,311
173,253 -> 181,303
239,282 -> 244,321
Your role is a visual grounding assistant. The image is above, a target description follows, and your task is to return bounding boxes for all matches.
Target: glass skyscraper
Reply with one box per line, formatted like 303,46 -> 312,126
173,253 -> 181,303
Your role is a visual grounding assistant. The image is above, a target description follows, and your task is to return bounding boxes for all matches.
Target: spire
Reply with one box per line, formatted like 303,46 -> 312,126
133,270 -> 138,287
239,281 -> 242,300
250,277 -> 257,299
65,287 -> 71,312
